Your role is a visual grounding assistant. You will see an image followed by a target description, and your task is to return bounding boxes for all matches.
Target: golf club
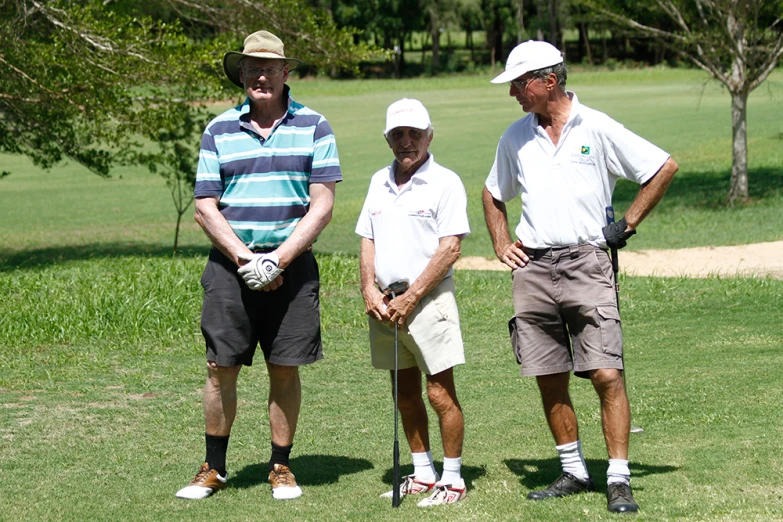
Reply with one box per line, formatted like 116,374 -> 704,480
384,279 -> 409,507
605,207 -> 644,434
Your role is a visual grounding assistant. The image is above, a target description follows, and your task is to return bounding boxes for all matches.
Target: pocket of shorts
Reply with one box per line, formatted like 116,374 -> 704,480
596,304 -> 622,355
508,317 -> 523,364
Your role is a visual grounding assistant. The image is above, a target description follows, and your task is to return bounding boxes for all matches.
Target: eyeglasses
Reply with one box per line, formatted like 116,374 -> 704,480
242,66 -> 284,79
509,76 -> 537,90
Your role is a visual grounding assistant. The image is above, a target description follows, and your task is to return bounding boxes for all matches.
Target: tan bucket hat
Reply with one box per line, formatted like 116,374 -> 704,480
223,30 -> 302,88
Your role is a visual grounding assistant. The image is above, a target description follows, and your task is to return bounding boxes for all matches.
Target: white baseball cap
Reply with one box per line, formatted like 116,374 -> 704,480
490,40 -> 564,84
384,98 -> 431,136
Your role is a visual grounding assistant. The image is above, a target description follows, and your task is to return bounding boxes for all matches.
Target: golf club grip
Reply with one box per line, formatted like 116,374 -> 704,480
392,440 -> 400,507
611,247 -> 619,275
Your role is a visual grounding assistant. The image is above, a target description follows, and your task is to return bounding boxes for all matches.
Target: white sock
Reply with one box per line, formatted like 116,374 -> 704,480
412,451 -> 437,481
440,456 -> 462,485
607,459 -> 631,485
556,440 -> 589,481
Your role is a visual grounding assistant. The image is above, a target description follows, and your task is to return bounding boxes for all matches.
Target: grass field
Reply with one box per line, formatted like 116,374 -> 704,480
1,255 -> 782,521
1,68 -> 783,521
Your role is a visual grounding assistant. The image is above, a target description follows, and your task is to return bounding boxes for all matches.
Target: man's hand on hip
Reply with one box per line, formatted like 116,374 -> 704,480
499,239 -> 529,270
237,251 -> 284,291
602,217 -> 637,249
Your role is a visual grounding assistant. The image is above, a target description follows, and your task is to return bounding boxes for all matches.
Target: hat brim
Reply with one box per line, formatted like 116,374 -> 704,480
223,51 -> 302,88
491,66 -> 528,84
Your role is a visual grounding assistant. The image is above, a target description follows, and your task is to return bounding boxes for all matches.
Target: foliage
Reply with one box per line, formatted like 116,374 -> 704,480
582,0 -> 783,204
0,0 -> 221,176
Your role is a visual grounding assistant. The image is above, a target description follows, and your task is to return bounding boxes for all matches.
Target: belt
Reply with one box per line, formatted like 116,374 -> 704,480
251,245 -> 313,254
522,244 -> 598,260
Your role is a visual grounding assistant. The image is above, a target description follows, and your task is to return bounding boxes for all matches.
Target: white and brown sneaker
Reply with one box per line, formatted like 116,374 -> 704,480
380,474 -> 439,499
175,463 -> 227,500
269,463 -> 303,500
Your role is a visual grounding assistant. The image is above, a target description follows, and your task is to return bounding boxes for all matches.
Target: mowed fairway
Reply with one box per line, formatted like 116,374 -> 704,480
1,69 -> 782,521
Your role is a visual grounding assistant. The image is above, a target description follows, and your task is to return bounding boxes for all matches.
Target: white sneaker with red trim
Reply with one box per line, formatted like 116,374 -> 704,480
380,474 -> 438,498
417,479 -> 467,507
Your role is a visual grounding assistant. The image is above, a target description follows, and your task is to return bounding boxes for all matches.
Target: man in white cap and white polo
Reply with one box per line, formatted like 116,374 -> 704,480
176,29 -> 341,501
482,41 -> 678,513
356,98 -> 470,507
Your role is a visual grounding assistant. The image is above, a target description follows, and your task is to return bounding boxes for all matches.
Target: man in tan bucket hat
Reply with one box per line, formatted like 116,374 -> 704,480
176,30 -> 341,502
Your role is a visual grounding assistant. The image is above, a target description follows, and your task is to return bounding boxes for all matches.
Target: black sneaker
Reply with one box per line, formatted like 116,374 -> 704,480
607,482 -> 639,513
527,472 -> 595,500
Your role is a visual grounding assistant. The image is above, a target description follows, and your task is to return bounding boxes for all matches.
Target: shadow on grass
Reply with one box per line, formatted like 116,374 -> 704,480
230,454 -> 374,489
612,167 -> 783,208
504,458 -> 678,492
0,242 -> 211,272
380,462 -> 487,489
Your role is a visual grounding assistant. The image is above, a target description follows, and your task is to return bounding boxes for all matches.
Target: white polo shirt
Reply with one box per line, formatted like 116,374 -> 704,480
355,154 -> 470,290
485,92 -> 670,248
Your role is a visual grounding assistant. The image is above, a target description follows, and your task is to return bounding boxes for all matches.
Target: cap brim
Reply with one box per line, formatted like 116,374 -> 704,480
491,66 -> 526,84
223,52 -> 303,88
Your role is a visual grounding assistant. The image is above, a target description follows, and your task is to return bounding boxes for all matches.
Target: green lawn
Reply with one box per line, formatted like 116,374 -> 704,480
1,68 -> 783,521
1,255 -> 781,521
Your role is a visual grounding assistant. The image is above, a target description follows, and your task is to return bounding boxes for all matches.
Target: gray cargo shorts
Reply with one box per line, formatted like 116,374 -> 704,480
508,244 -> 623,378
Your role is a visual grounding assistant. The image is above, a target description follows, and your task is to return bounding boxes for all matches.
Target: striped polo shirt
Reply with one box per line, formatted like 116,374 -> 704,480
194,88 -> 342,249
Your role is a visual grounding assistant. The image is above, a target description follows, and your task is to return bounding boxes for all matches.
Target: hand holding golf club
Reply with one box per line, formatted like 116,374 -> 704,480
602,217 -> 636,250
385,289 -> 418,326
237,251 -> 284,291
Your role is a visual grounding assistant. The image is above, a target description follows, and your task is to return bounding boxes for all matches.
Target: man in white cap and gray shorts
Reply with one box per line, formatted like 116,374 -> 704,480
482,40 -> 678,513
356,98 -> 470,507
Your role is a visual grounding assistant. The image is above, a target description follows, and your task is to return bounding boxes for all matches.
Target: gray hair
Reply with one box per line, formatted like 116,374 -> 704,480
531,62 -> 568,88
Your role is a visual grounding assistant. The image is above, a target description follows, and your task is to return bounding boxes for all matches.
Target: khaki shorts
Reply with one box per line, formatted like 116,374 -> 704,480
369,277 -> 465,375
508,245 -> 623,378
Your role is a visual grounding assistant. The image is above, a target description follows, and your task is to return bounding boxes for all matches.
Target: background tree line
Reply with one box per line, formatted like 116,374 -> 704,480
1,0 -> 781,249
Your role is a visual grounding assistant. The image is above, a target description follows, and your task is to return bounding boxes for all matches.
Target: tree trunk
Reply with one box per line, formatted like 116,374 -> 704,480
728,90 -> 750,204
517,0 -> 525,43
430,2 -> 440,70
547,0 -> 558,45
173,211 -> 182,255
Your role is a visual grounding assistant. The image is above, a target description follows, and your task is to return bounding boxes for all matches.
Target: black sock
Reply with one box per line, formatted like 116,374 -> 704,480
205,433 -> 229,476
268,442 -> 293,472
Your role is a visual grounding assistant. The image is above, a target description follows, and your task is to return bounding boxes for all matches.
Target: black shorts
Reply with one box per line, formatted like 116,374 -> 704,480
199,248 -> 322,367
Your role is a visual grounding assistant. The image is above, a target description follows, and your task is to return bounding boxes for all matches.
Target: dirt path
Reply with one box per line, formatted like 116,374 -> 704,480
455,240 -> 783,278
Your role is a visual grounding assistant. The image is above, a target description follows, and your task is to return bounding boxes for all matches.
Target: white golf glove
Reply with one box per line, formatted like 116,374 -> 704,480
237,251 -> 283,290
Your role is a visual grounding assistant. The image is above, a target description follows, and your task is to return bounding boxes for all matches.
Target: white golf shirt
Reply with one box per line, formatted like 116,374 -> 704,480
355,154 -> 470,290
485,92 -> 670,248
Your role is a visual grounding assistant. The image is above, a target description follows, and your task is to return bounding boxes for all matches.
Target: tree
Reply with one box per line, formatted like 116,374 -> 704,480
1,0 -> 381,249
584,0 -> 783,204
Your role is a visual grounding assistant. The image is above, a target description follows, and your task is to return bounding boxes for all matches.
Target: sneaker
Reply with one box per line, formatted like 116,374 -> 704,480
417,480 -> 467,507
380,474 -> 439,498
526,472 -> 595,500
607,482 -> 639,513
175,463 -> 227,500
269,463 -> 303,500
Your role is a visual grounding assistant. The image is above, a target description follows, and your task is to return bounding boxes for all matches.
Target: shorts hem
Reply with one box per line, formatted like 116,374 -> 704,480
573,360 -> 624,374
267,353 -> 324,367
519,363 -> 573,377
207,355 -> 250,368
424,357 -> 465,376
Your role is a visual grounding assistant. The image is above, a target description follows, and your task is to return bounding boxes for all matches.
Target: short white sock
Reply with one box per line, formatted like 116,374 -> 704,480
412,451 -> 437,481
607,459 -> 631,485
556,440 -> 589,481
440,456 -> 462,485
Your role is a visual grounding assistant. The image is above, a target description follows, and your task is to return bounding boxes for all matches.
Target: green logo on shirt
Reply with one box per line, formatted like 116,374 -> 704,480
581,146 -> 590,155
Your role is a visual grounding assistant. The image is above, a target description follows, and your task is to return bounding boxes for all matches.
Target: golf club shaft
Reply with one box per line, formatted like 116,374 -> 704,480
606,207 -> 643,434
392,310 -> 401,507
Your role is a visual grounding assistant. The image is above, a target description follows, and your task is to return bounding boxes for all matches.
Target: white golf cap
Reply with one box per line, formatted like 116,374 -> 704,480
490,40 -> 564,84
384,98 -> 431,136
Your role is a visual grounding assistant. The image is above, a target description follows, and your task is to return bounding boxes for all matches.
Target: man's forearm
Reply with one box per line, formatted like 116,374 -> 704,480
194,197 -> 251,265
624,157 -> 679,230
359,238 -> 378,294
482,187 -> 513,256
276,182 -> 336,268
407,236 -> 462,301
